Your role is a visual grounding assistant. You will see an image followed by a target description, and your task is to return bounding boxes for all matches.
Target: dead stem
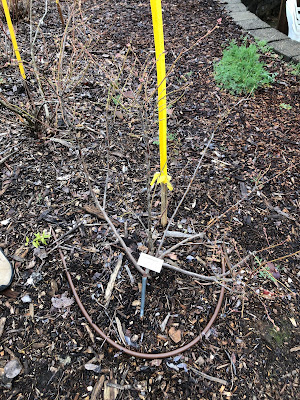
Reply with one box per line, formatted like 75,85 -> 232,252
156,97 -> 251,257
29,0 -> 50,120
162,261 -> 232,283
140,108 -> 154,254
0,96 -> 35,125
189,366 -> 228,385
74,132 -> 146,276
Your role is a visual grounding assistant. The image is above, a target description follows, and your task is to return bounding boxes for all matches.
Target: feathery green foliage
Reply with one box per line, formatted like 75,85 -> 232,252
214,40 -> 274,95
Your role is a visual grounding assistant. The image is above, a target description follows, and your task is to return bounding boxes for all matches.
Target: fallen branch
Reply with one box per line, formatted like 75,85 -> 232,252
159,178 -> 262,260
159,232 -> 206,259
0,149 -> 19,166
29,0 -> 50,120
165,231 -> 199,238
47,221 -> 84,251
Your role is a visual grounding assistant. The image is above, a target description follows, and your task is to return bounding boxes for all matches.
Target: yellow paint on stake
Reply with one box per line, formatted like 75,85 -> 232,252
149,0 -> 173,191
1,0 -> 26,79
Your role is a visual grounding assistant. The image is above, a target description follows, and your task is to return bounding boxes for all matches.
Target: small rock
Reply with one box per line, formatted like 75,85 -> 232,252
84,363 -> 101,373
21,294 -> 32,303
26,272 -> 43,285
195,355 -> 205,365
4,359 -> 22,379
51,293 -> 74,309
132,300 -> 141,307
1,359 -> 22,388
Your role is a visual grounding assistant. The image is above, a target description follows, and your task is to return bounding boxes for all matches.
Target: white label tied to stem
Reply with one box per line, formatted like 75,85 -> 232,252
137,253 -> 163,273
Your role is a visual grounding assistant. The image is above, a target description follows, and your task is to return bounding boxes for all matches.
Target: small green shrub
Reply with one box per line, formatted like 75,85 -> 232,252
214,40 -> 275,95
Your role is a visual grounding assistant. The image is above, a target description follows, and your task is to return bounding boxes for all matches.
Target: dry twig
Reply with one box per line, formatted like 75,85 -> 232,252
189,366 -> 228,385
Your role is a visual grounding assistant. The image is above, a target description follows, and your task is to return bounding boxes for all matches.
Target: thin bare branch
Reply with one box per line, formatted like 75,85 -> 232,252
162,261 -> 232,283
74,133 -> 147,276
189,366 -> 228,385
30,0 -> 49,120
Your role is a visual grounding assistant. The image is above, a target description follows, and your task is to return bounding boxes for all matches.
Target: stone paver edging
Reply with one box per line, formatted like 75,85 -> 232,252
216,0 -> 300,63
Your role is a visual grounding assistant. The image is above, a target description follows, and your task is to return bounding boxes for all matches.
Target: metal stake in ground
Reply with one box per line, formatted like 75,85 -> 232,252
149,0 -> 173,227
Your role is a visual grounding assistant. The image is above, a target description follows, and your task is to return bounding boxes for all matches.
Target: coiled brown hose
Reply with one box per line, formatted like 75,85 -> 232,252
59,247 -> 225,359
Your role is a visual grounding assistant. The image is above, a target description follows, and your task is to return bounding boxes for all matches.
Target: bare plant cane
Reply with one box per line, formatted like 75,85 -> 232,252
29,0 -> 50,121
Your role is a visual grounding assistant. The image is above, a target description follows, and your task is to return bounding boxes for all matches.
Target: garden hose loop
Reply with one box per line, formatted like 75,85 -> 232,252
60,247 -> 226,359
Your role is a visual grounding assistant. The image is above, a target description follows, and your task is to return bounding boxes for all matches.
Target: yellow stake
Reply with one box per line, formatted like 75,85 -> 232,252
1,0 -> 26,79
150,0 -> 172,225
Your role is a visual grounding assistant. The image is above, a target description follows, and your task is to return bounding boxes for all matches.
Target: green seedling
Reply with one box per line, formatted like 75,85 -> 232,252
32,231 -> 51,248
180,71 -> 193,82
153,131 -> 177,145
279,103 -> 292,110
255,256 -> 280,283
214,39 -> 275,95
250,169 -> 264,185
289,62 -> 300,76
112,94 -> 121,105
26,231 -> 51,248
269,326 -> 289,346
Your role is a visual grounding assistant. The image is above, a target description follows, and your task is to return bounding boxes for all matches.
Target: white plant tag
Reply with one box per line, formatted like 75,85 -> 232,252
137,253 -> 163,273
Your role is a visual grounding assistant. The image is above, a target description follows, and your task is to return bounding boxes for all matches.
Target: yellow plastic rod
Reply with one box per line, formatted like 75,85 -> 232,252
150,0 -> 172,191
1,0 -> 26,79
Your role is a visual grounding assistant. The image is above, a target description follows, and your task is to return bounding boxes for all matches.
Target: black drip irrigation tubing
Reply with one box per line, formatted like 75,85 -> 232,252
59,246 -> 226,359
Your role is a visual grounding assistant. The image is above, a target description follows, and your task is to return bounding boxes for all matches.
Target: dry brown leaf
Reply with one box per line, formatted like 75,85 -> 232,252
169,327 -> 182,343
290,346 -> 300,353
167,253 -> 178,261
123,90 -> 135,99
115,110 -> 123,120
0,185 -> 9,196
91,375 -> 105,400
79,204 -> 120,227
138,244 -> 148,252
14,246 -> 28,258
